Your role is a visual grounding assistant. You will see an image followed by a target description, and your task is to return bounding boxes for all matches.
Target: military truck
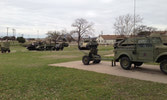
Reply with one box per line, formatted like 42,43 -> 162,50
161,36 -> 167,46
0,42 -> 10,53
114,35 -> 167,74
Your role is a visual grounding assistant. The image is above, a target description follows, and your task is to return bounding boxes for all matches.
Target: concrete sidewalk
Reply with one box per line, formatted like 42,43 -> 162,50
49,61 -> 167,84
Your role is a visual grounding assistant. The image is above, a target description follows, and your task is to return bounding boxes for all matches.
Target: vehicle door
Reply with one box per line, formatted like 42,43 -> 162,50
136,38 -> 154,62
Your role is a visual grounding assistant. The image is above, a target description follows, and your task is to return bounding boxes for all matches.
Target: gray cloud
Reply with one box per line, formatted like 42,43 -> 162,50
0,0 -> 167,38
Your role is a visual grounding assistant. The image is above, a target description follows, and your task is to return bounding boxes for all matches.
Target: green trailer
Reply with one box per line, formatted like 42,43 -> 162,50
0,42 -> 10,53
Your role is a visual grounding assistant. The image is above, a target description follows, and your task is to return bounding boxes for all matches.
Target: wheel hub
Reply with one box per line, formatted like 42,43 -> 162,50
163,64 -> 167,72
122,60 -> 128,66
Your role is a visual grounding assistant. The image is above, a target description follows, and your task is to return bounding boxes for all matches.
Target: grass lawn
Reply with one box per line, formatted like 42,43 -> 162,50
0,44 -> 167,100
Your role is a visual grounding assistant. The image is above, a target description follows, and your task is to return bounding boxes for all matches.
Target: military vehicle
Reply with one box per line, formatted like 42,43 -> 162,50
114,35 -> 167,74
27,41 -> 68,51
27,42 -> 40,50
78,39 -> 98,50
55,42 -> 69,51
161,36 -> 167,45
79,39 -> 101,65
0,42 -> 10,53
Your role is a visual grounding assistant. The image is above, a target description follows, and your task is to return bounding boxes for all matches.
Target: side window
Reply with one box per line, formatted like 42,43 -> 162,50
152,37 -> 161,44
137,39 -> 152,47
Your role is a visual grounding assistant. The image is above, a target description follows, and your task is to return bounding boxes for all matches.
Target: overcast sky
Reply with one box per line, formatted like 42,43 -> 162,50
0,0 -> 167,38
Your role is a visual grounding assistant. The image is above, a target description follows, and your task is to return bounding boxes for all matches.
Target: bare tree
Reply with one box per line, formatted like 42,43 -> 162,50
135,25 -> 157,36
71,18 -> 94,45
113,14 -> 143,36
47,29 -> 75,43
46,31 -> 61,43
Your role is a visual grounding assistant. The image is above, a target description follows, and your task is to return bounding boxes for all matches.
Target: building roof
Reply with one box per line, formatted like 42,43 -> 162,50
152,31 -> 167,35
100,35 -> 123,40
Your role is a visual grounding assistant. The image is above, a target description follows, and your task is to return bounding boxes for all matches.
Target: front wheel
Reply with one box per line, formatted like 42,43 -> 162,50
8,50 -> 10,53
56,48 -> 59,51
120,57 -> 132,70
82,56 -> 90,65
160,60 -> 167,74
61,47 -> 64,51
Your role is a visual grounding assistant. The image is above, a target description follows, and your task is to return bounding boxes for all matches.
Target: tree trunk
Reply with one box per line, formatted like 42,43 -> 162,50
78,35 -> 81,47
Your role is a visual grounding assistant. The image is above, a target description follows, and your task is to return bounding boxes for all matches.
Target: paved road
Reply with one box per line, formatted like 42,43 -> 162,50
49,61 -> 167,84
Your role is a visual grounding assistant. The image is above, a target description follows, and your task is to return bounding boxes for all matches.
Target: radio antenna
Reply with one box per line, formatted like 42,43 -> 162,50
133,0 -> 137,54
134,0 -> 136,36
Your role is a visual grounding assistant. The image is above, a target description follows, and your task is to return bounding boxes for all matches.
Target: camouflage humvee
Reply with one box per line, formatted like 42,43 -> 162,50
0,42 -> 10,53
114,35 -> 167,74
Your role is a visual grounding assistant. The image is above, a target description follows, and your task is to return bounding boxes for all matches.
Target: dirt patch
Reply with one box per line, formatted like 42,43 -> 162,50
49,61 -> 167,84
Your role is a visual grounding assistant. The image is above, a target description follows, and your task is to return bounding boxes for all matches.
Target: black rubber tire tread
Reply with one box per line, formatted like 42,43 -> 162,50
160,60 -> 167,74
82,56 -> 90,65
120,57 -> 132,70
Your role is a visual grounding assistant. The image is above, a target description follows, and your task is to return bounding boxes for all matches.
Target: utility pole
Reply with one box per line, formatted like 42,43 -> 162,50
37,30 -> 39,39
134,0 -> 136,36
15,29 -> 17,38
7,27 -> 9,37
12,28 -> 15,44
7,27 -> 9,42
12,28 -> 15,37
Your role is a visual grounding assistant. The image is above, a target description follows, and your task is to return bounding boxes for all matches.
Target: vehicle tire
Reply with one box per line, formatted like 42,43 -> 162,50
120,57 -> 132,70
134,62 -> 143,66
78,46 -> 82,50
61,47 -> 64,51
52,47 -> 55,50
82,56 -> 90,65
160,60 -> 167,74
8,50 -> 10,53
93,55 -> 101,64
